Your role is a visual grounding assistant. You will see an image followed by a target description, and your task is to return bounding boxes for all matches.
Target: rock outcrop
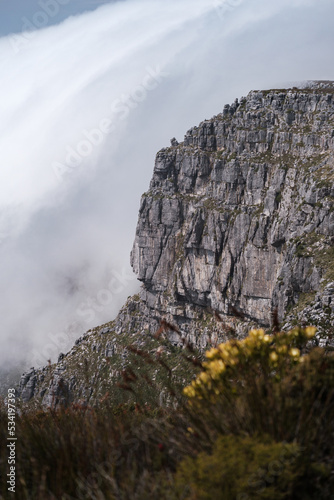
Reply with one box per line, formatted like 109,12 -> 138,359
131,84 -> 334,327
17,82 -> 334,406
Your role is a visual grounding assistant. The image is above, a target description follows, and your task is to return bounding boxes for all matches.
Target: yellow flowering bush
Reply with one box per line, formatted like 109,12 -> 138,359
179,325 -> 334,498
181,326 -> 334,444
184,327 -> 316,402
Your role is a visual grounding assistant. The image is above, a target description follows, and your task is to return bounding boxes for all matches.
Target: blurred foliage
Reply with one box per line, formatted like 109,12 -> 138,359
176,435 -> 329,500
1,326 -> 334,499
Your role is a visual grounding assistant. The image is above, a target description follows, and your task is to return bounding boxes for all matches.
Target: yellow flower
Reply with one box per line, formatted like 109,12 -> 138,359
289,348 -> 300,358
263,334 -> 271,343
305,326 -> 316,339
183,386 -> 196,398
229,346 -> 239,357
229,358 -> 238,366
199,372 -> 210,384
218,342 -> 239,360
249,329 -> 265,340
277,345 -> 288,354
270,352 -> 278,362
243,337 -> 254,348
208,359 -> 226,378
206,348 -> 220,359
220,350 -> 230,360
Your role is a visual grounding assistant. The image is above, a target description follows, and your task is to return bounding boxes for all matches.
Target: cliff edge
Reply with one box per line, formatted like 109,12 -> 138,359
18,82 -> 334,406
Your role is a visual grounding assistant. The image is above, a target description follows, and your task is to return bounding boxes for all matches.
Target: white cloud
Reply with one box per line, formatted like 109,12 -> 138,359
0,0 -> 333,374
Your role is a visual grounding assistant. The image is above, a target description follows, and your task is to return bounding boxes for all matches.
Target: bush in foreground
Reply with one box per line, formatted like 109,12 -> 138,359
1,326 -> 334,499
176,435 -> 329,500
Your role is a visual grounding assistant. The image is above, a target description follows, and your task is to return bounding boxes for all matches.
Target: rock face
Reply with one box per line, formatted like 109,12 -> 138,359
17,83 -> 334,406
19,369 -> 37,403
131,84 -> 334,326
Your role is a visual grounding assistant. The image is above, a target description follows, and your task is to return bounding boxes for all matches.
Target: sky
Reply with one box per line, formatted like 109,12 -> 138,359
0,0 -> 334,382
0,0 -> 120,37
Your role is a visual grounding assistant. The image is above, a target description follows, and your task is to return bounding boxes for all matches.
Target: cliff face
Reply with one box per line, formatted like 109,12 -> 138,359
18,83 -> 334,406
131,84 -> 334,326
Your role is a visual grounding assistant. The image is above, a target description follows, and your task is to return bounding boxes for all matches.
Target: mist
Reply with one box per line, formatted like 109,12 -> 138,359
0,0 -> 333,378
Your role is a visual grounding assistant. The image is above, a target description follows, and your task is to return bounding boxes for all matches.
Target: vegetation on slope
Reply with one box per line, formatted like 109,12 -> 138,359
1,325 -> 334,499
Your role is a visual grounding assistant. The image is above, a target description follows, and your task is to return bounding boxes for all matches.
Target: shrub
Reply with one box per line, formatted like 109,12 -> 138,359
176,434 -> 329,500
182,327 -> 334,469
1,326 -> 334,499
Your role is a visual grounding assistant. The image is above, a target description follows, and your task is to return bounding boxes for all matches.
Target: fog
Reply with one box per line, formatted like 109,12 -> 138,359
0,0 -> 333,379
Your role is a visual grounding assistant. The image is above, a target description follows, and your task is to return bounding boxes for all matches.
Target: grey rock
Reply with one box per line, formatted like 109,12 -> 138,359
99,327 -> 110,335
131,85 -> 334,326
19,369 -> 37,402
42,373 -> 69,409
105,342 -> 115,357
17,83 -> 334,406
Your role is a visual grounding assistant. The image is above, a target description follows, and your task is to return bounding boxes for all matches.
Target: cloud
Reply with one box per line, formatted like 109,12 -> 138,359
0,0 -> 333,376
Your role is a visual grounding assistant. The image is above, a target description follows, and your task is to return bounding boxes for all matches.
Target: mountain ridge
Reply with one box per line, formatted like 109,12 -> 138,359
17,82 -> 334,406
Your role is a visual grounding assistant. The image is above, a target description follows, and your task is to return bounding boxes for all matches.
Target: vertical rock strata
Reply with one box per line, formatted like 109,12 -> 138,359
131,84 -> 334,326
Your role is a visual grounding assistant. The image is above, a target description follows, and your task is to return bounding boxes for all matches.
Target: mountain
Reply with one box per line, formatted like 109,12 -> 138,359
18,81 -> 334,406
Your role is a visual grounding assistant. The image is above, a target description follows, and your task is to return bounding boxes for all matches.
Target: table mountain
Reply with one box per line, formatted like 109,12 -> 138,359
18,82 -> 334,406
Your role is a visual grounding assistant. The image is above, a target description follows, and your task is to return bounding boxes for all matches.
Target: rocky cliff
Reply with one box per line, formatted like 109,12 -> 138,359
132,82 -> 334,326
18,82 -> 334,406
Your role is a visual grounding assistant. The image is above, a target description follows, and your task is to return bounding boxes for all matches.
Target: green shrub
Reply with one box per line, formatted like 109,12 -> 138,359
183,328 -> 334,462
176,435 -> 329,500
